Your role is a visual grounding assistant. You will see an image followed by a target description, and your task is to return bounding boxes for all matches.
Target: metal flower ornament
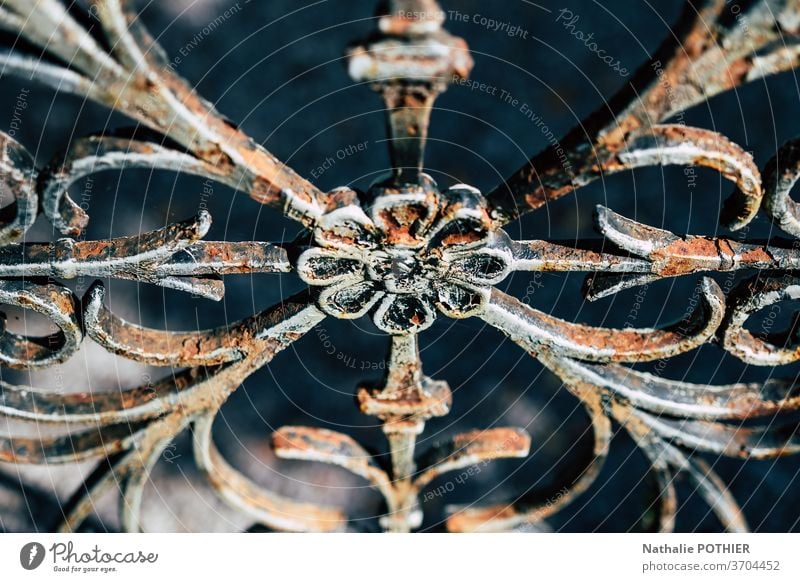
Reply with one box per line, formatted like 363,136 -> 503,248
297,181 -> 515,333
1,0 -> 800,532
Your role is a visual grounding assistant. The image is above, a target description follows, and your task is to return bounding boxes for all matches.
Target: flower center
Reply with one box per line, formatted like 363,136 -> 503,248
368,250 -> 437,294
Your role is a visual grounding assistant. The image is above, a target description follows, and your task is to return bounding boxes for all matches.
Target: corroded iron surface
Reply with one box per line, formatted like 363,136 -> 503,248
0,0 -> 800,533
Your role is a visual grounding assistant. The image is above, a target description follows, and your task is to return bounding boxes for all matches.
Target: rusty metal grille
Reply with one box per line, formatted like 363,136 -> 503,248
1,0 -> 800,533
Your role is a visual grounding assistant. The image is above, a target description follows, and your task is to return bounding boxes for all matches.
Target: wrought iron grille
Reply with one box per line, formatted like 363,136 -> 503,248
1,0 -> 800,533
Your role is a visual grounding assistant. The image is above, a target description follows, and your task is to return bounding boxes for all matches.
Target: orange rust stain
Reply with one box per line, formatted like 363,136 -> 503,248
442,231 -> 483,247
741,247 -> 773,264
250,176 -> 282,205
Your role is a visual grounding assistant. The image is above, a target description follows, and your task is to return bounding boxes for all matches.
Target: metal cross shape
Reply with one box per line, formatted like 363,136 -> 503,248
1,0 -> 800,533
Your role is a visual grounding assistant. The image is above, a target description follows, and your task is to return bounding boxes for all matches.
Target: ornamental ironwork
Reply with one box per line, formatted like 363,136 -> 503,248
1,0 -> 800,533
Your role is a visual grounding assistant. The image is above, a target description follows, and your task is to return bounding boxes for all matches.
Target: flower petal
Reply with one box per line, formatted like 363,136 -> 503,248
435,282 -> 488,318
319,281 -> 384,319
374,294 -> 436,334
444,247 -> 512,286
296,248 -> 364,286
315,200 -> 378,250
428,184 -> 492,248
370,177 -> 440,247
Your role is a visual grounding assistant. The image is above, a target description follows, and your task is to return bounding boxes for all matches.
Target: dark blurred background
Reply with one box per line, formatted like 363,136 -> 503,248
0,0 -> 799,532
